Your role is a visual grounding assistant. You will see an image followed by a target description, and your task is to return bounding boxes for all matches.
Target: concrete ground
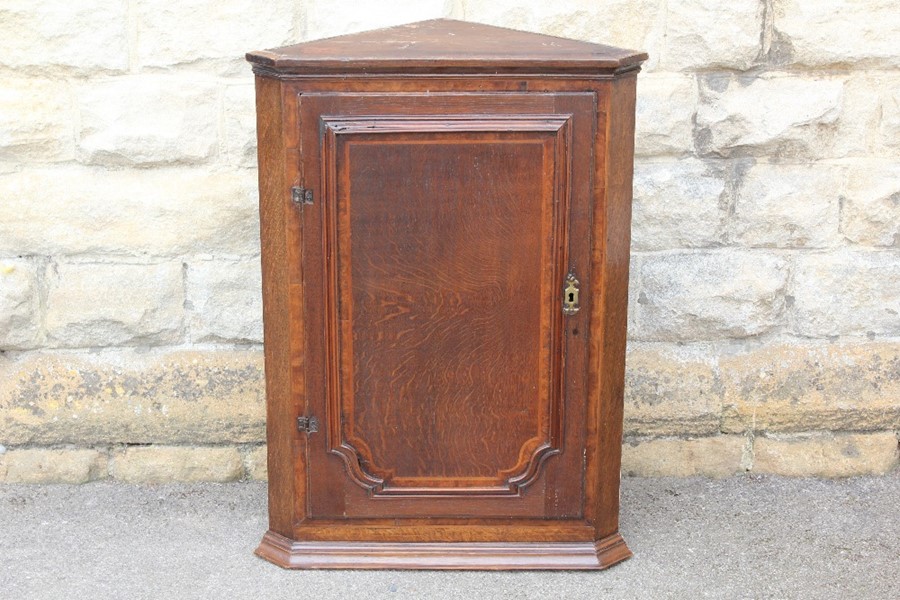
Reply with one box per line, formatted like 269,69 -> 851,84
1,474 -> 897,600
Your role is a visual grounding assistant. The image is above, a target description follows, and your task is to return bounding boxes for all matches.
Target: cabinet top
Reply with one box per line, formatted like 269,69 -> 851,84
247,19 -> 647,77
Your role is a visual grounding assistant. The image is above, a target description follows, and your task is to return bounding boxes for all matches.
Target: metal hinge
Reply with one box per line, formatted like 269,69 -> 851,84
297,415 -> 319,434
291,186 -> 313,205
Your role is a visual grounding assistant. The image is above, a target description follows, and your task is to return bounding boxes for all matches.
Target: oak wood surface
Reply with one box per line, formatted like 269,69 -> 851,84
247,19 -> 647,76
250,18 -> 644,569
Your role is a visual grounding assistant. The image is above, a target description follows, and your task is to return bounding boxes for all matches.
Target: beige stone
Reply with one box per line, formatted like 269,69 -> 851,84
753,432 -> 899,477
46,262 -> 184,348
772,0 -> 900,68
624,343 -> 722,436
0,349 -> 265,446
461,0 -> 665,70
696,74 -> 844,159
0,260 -> 40,350
186,259 -> 263,343
878,87 -> 900,153
631,159 -> 725,251
622,436 -> 748,478
635,74 -> 698,156
791,250 -> 900,337
245,445 -> 267,481
722,342 -> 900,433
0,0 -> 127,72
661,0 -> 763,71
842,162 -> 900,247
732,163 -> 843,248
0,448 -> 107,484
635,251 -> 789,341
111,446 -> 243,483
136,0 -> 296,75
306,0 -> 454,41
0,78 -> 73,162
77,76 -> 218,166
223,83 -> 258,168
0,167 -> 260,257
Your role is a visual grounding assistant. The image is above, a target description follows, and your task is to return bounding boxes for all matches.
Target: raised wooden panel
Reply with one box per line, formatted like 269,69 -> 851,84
319,115 -> 571,498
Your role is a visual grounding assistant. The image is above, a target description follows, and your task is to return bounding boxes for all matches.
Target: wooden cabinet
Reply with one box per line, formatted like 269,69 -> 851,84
247,19 -> 646,570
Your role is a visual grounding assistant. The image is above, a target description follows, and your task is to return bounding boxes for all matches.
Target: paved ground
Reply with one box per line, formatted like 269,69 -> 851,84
1,473 -> 897,599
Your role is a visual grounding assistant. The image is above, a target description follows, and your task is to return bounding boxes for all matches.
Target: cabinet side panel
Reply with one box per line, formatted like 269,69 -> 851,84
586,74 -> 638,537
255,75 -> 297,535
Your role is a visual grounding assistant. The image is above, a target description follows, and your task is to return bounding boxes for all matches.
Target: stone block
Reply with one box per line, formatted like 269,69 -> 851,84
624,343 -> 722,435
223,83 -> 258,168
722,342 -> 900,433
0,448 -> 107,484
661,0 -> 763,70
136,0 -> 296,75
731,163 -> 843,248
0,349 -> 265,446
635,74 -> 698,156
0,167 -> 260,257
186,259 -> 263,343
792,250 -> 900,337
110,446 -> 243,483
245,445 -> 267,481
631,159 -> 725,251
622,436 -> 748,477
772,0 -> 900,68
45,262 -> 184,348
461,0 -> 665,70
0,260 -> 40,350
635,251 -> 789,341
77,76 -> 218,166
842,162 -> 900,247
306,0 -> 453,41
696,74 -> 844,159
0,78 -> 73,162
753,432 -> 899,477
0,0 -> 127,72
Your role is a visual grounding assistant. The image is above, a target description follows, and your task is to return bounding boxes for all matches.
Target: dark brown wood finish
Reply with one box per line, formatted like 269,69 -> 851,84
249,19 -> 645,570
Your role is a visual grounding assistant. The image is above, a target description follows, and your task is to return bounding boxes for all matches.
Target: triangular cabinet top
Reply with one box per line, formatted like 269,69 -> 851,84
247,19 -> 647,77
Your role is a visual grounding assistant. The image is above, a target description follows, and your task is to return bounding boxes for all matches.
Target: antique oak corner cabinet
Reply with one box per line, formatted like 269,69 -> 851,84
247,19 -> 647,570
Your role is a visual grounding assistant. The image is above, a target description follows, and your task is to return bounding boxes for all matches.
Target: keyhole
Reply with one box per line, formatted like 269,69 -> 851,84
568,292 -> 575,303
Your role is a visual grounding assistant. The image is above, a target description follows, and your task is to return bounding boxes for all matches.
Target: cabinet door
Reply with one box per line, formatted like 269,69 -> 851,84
297,92 -> 594,520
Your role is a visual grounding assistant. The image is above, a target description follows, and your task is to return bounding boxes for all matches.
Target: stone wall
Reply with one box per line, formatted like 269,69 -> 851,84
1,0 -> 897,483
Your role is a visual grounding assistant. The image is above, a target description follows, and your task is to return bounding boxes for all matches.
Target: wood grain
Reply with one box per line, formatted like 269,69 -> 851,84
250,18 -> 643,569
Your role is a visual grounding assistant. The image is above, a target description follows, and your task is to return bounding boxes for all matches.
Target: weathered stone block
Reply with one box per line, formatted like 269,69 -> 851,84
186,259 -> 263,343
772,0 -> 900,68
732,163 -> 843,248
0,78 -> 73,162
635,251 -> 789,341
696,75 -> 844,158
792,250 -> 900,337
45,262 -> 184,348
635,74 -> 697,156
223,83 -> 258,168
631,159 -> 725,251
0,448 -> 107,484
0,260 -> 40,350
245,445 -> 267,481
622,436 -> 748,478
878,87 -> 900,153
0,0 -> 128,72
77,76 -> 218,166
753,432 -> 899,477
307,0 -> 454,40
0,167 -> 260,257
842,162 -> 900,247
110,446 -> 243,483
661,0 -> 763,70
0,349 -> 265,446
722,342 -> 900,433
624,343 -> 722,435
461,0 -> 665,70
136,0 -> 296,74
